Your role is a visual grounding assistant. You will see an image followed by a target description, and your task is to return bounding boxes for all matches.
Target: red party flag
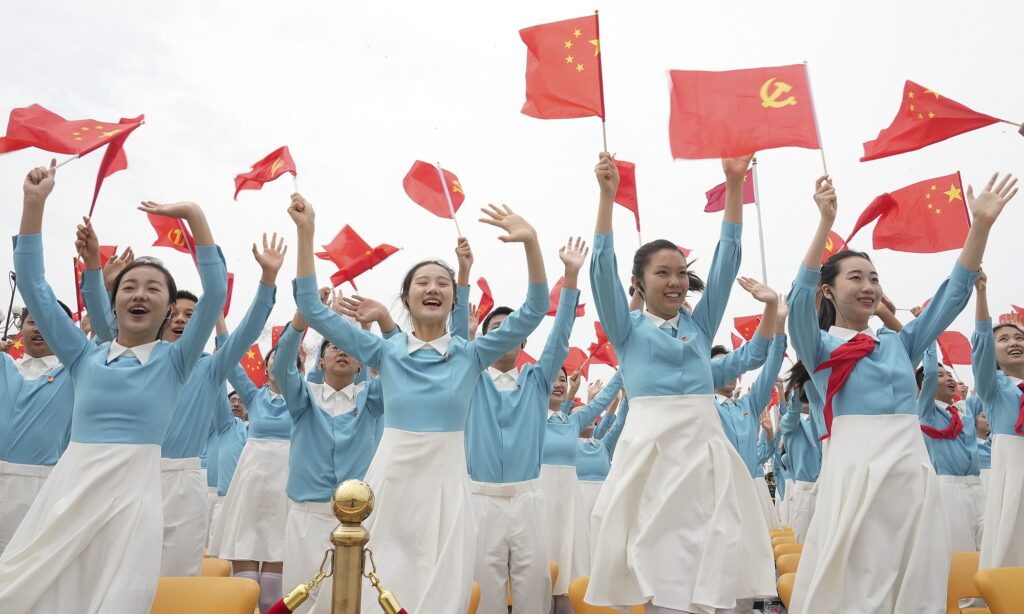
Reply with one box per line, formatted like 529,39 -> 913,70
241,343 -> 268,388
515,349 -> 537,370
4,332 -> 25,359
937,331 -> 972,365
563,346 -> 591,380
519,14 -> 604,120
613,159 -> 640,231
587,321 -> 618,367
821,230 -> 847,264
73,258 -> 86,321
769,387 -> 780,408
403,161 -> 464,219
731,332 -> 743,350
1013,305 -> 1024,316
669,64 -> 820,159
734,314 -> 762,341
234,146 -> 297,200
147,213 -> 196,257
547,277 -> 586,317
316,225 -> 399,290
704,169 -> 756,213
845,172 -> 969,253
474,278 -> 494,324
223,273 -> 235,317
861,81 -> 1003,162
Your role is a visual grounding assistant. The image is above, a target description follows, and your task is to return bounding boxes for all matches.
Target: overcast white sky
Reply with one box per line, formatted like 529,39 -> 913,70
2,0 -> 1022,387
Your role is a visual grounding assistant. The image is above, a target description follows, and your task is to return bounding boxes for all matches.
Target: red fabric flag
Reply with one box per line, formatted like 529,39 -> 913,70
403,161 -> 464,219
861,81 -> 1002,162
677,245 -> 693,258
845,172 -> 969,253
669,64 -> 820,159
563,346 -> 591,380
241,344 -> 268,388
89,115 -> 144,215
271,325 -> 284,348
223,273 -> 235,317
98,245 -> 118,269
0,104 -> 144,156
704,170 -> 755,213
73,258 -> 86,321
147,213 -> 196,256
4,333 -> 25,359
821,230 -> 847,264
515,349 -> 537,370
519,14 -> 604,120
734,315 -> 762,341
731,332 -> 743,350
547,277 -> 586,317
937,331 -> 972,365
474,278 -> 494,324
316,225 -> 399,290
587,322 -> 618,367
613,159 -> 640,231
769,387 -> 780,408
234,146 -> 297,200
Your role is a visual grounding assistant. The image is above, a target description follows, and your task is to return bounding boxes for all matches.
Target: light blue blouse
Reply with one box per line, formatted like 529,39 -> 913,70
917,343 -> 978,476
972,319 -> 1024,438
543,371 -> 622,467
576,394 -> 630,482
779,393 -> 822,483
0,354 -> 73,465
216,416 -> 248,496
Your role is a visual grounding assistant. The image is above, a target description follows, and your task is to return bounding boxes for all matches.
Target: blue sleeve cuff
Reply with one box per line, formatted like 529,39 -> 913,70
14,233 -> 42,253
560,286 -> 581,305
526,281 -> 550,306
951,261 -> 980,287
215,334 -> 228,349
593,231 -> 613,251
795,263 -> 820,289
293,275 -> 319,297
976,319 -> 993,333
457,285 -> 470,302
720,221 -> 742,242
195,244 -> 226,266
255,282 -> 276,305
748,332 -> 769,354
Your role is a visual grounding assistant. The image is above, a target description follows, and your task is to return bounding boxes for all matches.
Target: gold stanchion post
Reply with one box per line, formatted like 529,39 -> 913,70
331,480 -> 374,614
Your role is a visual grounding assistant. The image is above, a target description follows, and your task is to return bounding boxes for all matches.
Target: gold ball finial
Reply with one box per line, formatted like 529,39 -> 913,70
332,479 -> 374,523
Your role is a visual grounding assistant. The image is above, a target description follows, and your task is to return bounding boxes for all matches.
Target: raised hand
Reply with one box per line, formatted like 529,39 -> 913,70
455,237 -> 473,285
967,173 -> 1018,227
337,295 -> 393,328
252,232 -> 287,284
975,270 -> 987,292
594,152 -> 619,197
722,155 -> 754,181
319,286 -> 333,306
587,379 -> 605,403
910,305 -> 923,318
75,216 -> 101,268
478,204 -> 536,244
138,200 -> 198,219
103,247 -> 134,291
775,294 -> 789,327
567,371 -> 583,400
24,160 -> 57,202
737,277 -> 779,304
813,175 -> 837,221
468,303 -> 480,339
559,236 -> 589,274
759,408 -> 774,432
287,193 -> 315,231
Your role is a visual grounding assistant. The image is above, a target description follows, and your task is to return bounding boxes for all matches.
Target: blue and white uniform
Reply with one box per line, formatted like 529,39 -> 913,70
209,408 -> 247,546
917,343 -> 983,552
0,234 -> 226,614
787,260 -> 976,614
972,319 -> 1024,569
585,223 -> 776,614
296,274 -> 547,614
779,389 -> 823,542
576,392 -> 629,518
274,324 -> 384,614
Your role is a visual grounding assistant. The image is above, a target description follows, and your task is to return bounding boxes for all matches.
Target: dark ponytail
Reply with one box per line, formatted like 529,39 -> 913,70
629,239 -> 704,298
785,360 -> 812,401
818,250 -> 872,331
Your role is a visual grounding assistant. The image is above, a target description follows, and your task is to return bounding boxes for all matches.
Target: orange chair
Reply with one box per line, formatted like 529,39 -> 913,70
945,551 -> 989,614
974,567 -> 1024,614
505,560 -> 559,606
776,553 -> 801,576
777,573 -> 796,609
568,576 -> 645,613
770,527 -> 794,536
468,580 -> 480,614
771,535 -> 797,548
149,577 -> 259,614
773,542 -> 804,561
199,557 -> 231,577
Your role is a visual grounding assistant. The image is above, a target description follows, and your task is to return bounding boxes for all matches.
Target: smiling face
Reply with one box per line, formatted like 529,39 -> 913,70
633,248 -> 689,320
162,298 -> 196,342
19,312 -> 53,358
994,325 -> 1024,370
935,365 -> 957,404
114,265 -> 173,341
403,263 -> 455,328
320,342 -> 361,382
550,370 -> 568,405
822,256 -> 881,328
229,392 -> 247,420
976,410 -> 990,438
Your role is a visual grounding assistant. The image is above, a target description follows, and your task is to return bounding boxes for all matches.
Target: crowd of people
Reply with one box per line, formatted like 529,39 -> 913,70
0,151 -> 1019,614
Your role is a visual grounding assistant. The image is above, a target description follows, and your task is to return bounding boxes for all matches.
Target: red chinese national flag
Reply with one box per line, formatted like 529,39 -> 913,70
403,161 -> 464,219
704,169 -> 755,213
731,332 -> 743,350
669,64 -> 820,159
475,278 -> 495,324
937,331 -> 972,365
734,314 -> 762,341
147,213 -> 196,256
519,14 -> 604,120
241,344 -> 268,388
563,346 -> 590,380
547,277 -> 586,317
613,159 -> 640,231
844,172 -> 969,253
271,325 -> 284,348
98,245 -> 118,269
861,81 -> 1002,162
234,146 -> 297,200
0,104 -> 144,156
821,230 -> 847,264
515,349 -> 537,371
587,322 -> 618,367
316,225 -> 399,290
4,333 -> 25,359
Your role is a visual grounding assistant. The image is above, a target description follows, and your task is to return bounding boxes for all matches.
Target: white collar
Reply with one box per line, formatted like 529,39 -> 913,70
316,381 -> 364,417
933,399 -> 963,411
16,354 -> 60,380
644,310 -> 680,331
106,340 -> 159,365
487,366 -> 519,382
714,393 -> 736,405
548,410 -> 567,422
407,332 -> 451,356
827,325 -> 879,342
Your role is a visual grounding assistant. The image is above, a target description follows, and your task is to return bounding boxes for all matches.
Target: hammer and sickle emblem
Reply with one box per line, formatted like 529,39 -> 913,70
167,228 -> 185,247
825,236 -> 834,252
269,158 -> 284,176
760,78 -> 797,109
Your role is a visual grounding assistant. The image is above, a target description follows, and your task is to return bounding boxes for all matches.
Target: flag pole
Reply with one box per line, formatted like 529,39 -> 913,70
1002,120 -> 1022,127
803,61 -> 829,176
436,162 -> 463,238
751,157 -> 769,284
594,9 -> 608,153
293,174 -> 299,194
55,154 -> 79,170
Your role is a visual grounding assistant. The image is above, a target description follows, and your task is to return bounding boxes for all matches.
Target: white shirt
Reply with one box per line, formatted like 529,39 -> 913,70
548,410 -> 567,423
713,393 -> 737,405
407,332 -> 451,356
15,354 -> 60,380
313,381 -> 365,417
644,310 -> 680,332
826,325 -> 879,342
487,366 -> 519,391
106,340 -> 159,365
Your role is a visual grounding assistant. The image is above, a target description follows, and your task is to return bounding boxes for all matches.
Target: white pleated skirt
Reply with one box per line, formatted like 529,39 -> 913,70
585,395 -> 776,614
538,464 -> 590,595
159,457 -> 208,576
789,414 -> 949,614
753,476 -> 781,530
787,480 -> 817,543
0,442 -> 162,614
208,438 -> 290,561
980,434 -> 1024,569
578,479 -> 604,525
284,499 -> 337,614
359,428 -> 475,614
937,475 -> 984,552
777,478 -> 794,529
0,461 -> 52,554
